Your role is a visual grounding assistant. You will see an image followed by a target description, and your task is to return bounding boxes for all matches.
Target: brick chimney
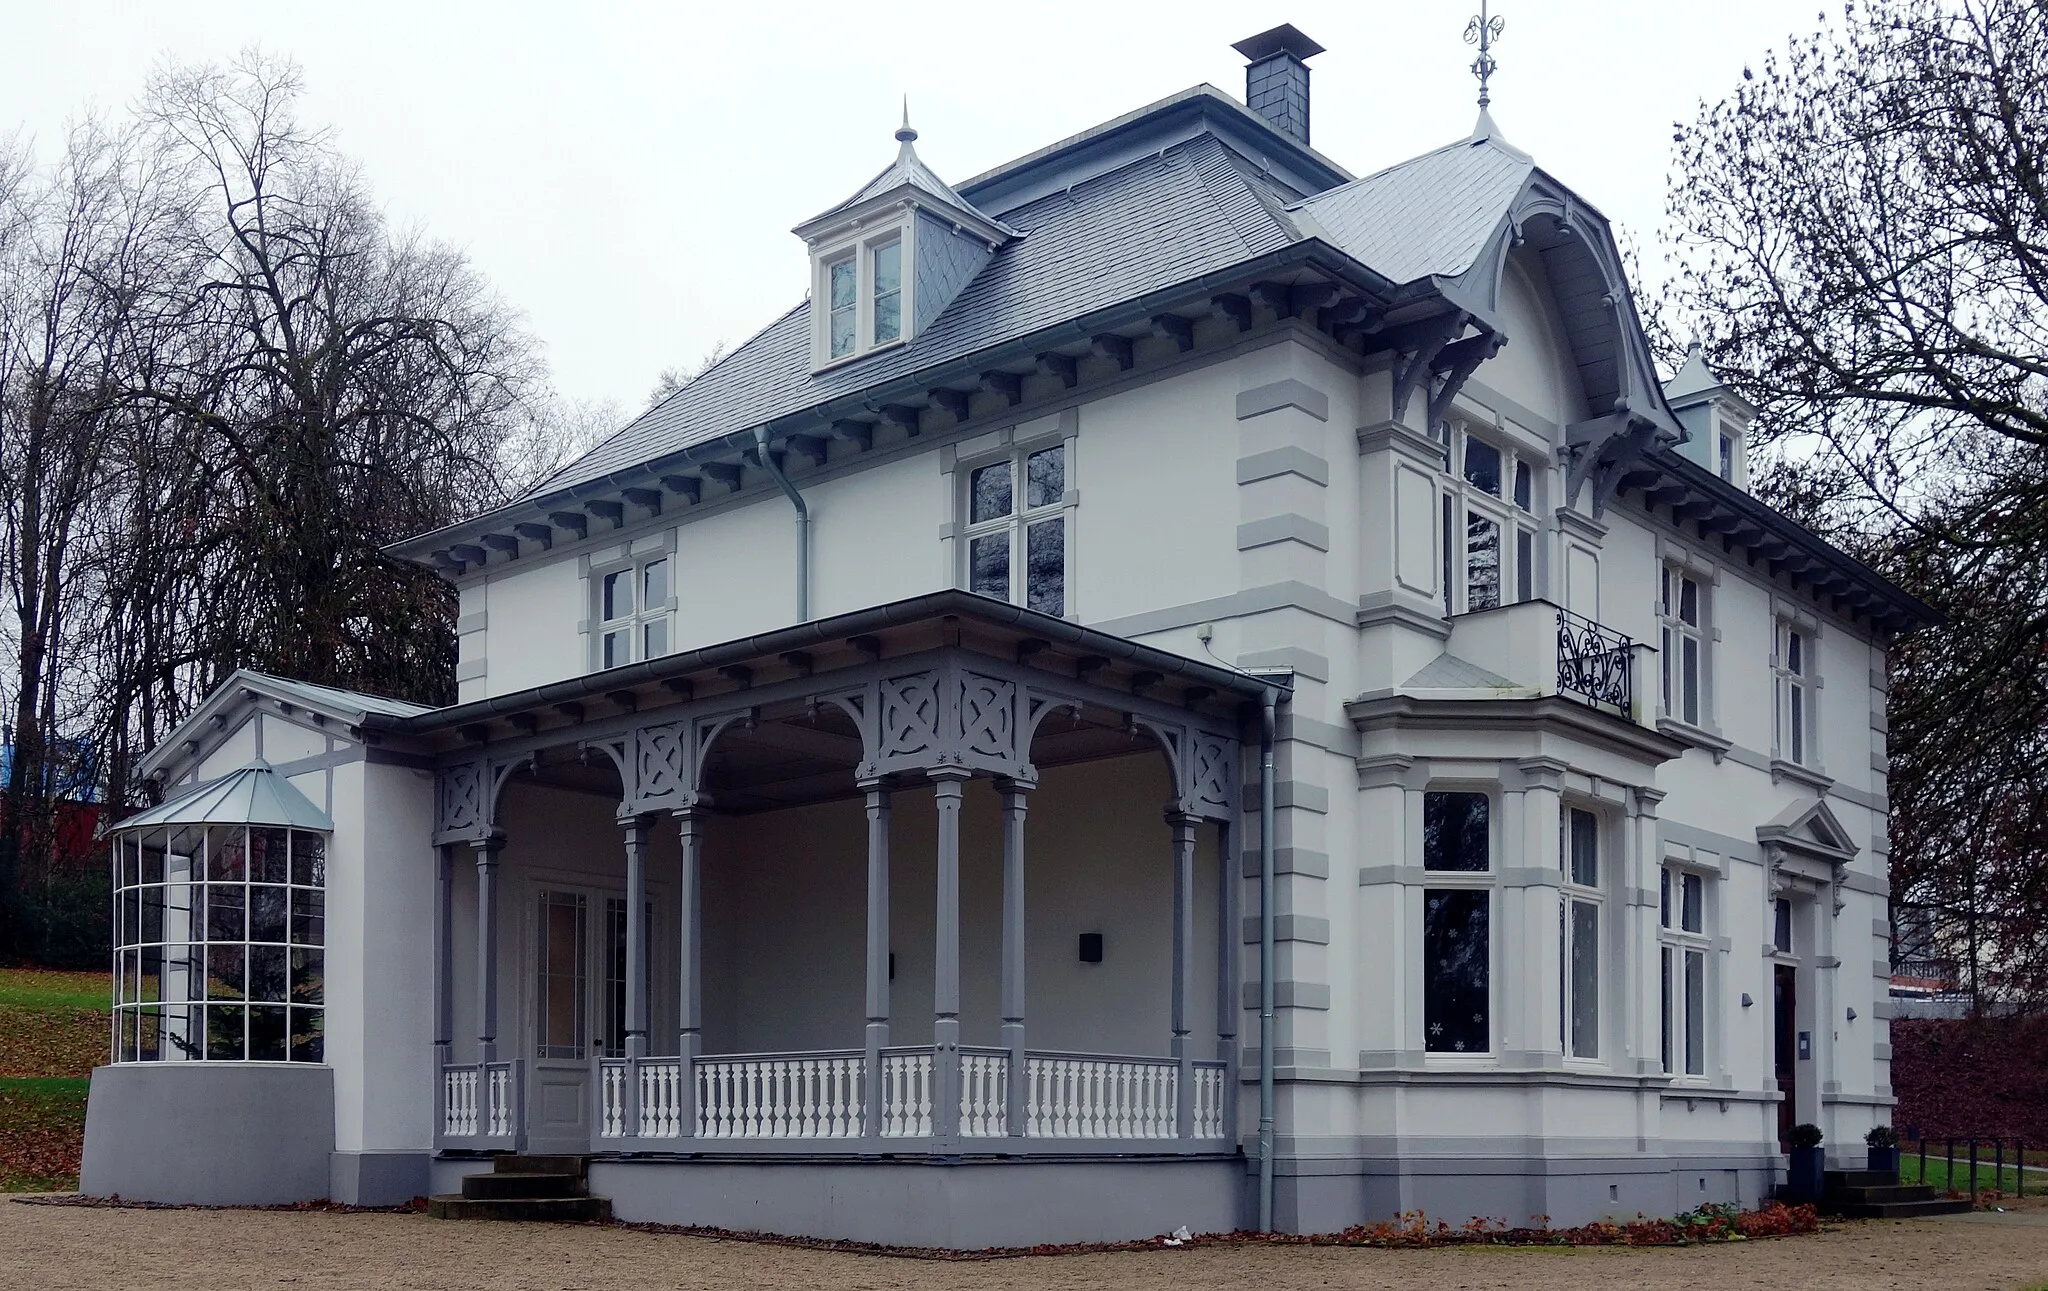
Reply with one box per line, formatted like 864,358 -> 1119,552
1232,23 -> 1325,146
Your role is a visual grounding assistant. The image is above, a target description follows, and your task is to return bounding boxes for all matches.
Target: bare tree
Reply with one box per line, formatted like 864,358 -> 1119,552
1662,0 -> 2048,1009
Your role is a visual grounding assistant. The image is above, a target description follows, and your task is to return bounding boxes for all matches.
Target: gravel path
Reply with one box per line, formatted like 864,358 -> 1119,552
5,1195 -> 2046,1291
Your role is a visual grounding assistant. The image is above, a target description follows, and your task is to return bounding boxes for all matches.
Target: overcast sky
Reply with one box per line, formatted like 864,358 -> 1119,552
4,1 -> 1825,414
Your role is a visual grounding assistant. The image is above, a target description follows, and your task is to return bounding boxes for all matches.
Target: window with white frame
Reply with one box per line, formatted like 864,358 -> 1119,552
963,441 -> 1068,616
1776,618 -> 1816,766
1561,806 -> 1603,1060
1422,789 -> 1493,1055
1659,564 -> 1707,726
1441,425 -> 1539,614
596,556 -> 671,669
818,229 -> 905,364
1660,865 -> 1709,1077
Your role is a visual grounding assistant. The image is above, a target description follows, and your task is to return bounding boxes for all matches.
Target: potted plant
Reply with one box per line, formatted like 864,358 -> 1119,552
1866,1125 -> 1901,1176
1789,1122 -> 1827,1199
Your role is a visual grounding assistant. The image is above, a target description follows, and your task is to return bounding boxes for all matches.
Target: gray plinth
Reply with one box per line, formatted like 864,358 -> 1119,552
82,1063 -> 335,1205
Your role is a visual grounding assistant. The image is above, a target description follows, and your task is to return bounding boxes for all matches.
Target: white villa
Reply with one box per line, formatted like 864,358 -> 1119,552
79,26 -> 1932,1247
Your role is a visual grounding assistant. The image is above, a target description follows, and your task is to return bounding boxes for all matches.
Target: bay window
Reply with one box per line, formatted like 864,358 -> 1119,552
1560,806 -> 1602,1060
1660,865 -> 1709,1078
1422,790 -> 1492,1056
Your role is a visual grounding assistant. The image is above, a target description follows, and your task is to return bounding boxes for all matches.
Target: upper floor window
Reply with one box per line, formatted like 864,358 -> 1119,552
598,556 -> 671,669
964,442 -> 1067,617
816,229 -> 906,365
1660,565 -> 1707,726
1660,865 -> 1709,1077
1443,426 -> 1539,614
1776,620 -> 1815,766
1561,807 -> 1603,1061
1422,790 -> 1492,1056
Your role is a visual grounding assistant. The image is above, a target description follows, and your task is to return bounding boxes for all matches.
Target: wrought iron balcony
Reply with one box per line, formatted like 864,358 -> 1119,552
1555,608 -> 1634,714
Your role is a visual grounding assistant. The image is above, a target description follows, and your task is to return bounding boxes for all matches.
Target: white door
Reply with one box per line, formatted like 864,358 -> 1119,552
525,886 -> 656,1155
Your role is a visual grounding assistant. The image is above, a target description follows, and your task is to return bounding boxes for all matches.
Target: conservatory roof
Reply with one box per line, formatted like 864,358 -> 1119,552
115,760 -> 334,833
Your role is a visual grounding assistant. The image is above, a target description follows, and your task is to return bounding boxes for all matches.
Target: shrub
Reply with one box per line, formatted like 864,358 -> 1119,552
1866,1124 -> 1899,1148
1790,1123 -> 1824,1149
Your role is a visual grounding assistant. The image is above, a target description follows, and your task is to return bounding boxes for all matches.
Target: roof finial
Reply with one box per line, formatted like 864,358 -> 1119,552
895,98 -> 918,145
1464,1 -> 1504,111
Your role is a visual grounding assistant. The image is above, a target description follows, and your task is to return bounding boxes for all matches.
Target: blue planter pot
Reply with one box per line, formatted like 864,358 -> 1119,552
1790,1145 -> 1826,1199
1867,1145 -> 1900,1176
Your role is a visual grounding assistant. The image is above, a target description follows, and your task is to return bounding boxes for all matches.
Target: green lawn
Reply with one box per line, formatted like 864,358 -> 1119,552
0,968 -> 111,1012
0,1074 -> 90,1190
1903,1147 -> 2042,1197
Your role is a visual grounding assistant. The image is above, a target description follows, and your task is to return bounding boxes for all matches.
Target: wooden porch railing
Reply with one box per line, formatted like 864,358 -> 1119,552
593,1047 -> 1229,1147
438,1059 -> 523,1150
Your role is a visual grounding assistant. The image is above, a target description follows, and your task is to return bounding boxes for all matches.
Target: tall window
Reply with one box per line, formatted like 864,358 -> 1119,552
1773,896 -> 1794,954
1777,621 -> 1814,765
536,891 -> 587,1060
602,897 -> 656,1059
1660,566 -> 1705,726
827,256 -> 858,359
871,239 -> 902,345
597,556 -> 671,669
1660,866 -> 1708,1077
1561,807 -> 1602,1060
965,442 -> 1067,616
112,824 -> 326,1063
1422,790 -> 1491,1055
1443,426 -> 1538,614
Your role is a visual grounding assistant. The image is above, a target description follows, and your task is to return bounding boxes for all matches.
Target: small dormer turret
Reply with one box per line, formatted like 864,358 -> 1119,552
794,109 -> 1019,371
1664,346 -> 1755,491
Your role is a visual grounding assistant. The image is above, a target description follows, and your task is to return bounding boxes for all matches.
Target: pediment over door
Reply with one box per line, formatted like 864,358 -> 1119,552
1758,797 -> 1860,912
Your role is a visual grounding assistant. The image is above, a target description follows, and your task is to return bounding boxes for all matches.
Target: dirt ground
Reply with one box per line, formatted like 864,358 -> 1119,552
5,1195 -> 2047,1291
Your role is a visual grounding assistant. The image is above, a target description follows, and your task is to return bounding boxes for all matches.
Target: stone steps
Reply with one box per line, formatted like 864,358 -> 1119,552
427,1154 -> 611,1223
1778,1170 -> 1976,1221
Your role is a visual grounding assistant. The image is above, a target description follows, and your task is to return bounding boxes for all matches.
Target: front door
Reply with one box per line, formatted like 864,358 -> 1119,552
526,887 -> 650,1154
1773,963 -> 1798,1153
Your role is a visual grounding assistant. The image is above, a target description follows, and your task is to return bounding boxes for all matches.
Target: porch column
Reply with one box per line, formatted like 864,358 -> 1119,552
931,770 -> 971,1144
862,783 -> 891,1141
434,844 -> 454,1071
998,779 -> 1031,1137
474,836 -> 503,1065
675,806 -> 705,1138
620,812 -> 651,1059
1214,819 -> 1238,1141
1169,810 -> 1200,1140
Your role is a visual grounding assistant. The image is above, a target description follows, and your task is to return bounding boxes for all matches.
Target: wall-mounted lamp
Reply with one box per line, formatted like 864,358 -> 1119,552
1740,993 -> 1754,1008
1845,1006 -> 1857,1021
1078,932 -> 1104,964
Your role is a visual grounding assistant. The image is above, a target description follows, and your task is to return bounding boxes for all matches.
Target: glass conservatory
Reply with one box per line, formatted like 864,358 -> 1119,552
107,762 -> 332,1064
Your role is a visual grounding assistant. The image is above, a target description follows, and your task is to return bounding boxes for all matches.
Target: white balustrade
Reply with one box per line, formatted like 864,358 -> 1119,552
959,1048 -> 1008,1137
598,1059 -> 628,1138
638,1058 -> 686,1138
443,1066 -> 478,1137
1191,1061 -> 1226,1139
484,1062 -> 516,1139
879,1048 -> 933,1137
695,1051 -> 865,1139
1025,1053 -> 1178,1138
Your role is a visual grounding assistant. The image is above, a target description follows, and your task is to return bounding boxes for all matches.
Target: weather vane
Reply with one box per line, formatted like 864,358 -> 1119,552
1465,2 -> 1505,110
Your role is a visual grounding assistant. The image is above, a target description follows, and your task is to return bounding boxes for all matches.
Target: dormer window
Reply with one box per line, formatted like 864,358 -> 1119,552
795,113 -> 1018,373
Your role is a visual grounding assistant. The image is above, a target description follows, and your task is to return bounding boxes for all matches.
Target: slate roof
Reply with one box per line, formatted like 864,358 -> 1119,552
1663,346 -> 1724,403
802,126 -> 1019,240
534,131 -> 1302,495
1403,653 -> 1522,690
236,671 -> 436,721
1290,133 -> 1535,283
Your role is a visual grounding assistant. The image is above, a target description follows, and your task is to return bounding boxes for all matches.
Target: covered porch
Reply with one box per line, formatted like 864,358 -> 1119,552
421,594 -> 1260,1158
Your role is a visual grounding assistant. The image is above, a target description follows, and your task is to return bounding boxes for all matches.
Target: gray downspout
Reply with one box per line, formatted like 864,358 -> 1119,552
752,426 -> 810,621
1257,687 -> 1278,1231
